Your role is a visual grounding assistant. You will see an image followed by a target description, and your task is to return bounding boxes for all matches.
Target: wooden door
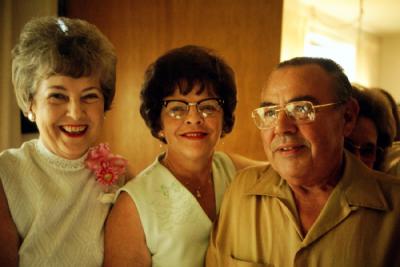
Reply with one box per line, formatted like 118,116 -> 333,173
64,0 -> 283,175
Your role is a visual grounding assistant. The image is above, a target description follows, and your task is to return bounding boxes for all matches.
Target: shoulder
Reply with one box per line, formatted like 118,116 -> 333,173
117,155 -> 174,204
213,151 -> 234,168
373,170 -> 400,195
225,163 -> 273,195
383,142 -> 400,176
212,152 -> 236,180
0,140 -> 37,181
121,157 -> 163,192
369,171 -> 400,213
224,152 -> 268,171
346,150 -> 399,187
236,163 -> 273,180
346,153 -> 400,206
0,140 -> 36,161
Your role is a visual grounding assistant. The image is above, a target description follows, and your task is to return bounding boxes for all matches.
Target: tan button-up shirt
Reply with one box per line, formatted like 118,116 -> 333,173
206,152 -> 400,267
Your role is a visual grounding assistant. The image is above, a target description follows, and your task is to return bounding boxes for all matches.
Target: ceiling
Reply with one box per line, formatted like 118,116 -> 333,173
299,0 -> 400,35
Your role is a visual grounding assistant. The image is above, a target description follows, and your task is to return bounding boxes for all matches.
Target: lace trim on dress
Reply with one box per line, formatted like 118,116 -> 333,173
34,139 -> 87,171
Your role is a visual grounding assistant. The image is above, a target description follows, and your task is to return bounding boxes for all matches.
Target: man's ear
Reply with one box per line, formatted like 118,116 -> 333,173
343,97 -> 359,137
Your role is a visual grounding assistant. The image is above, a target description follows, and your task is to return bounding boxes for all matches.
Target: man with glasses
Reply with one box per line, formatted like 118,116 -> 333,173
206,57 -> 400,266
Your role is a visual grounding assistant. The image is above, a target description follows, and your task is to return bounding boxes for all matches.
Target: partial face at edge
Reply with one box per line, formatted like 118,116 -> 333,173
346,116 -> 378,169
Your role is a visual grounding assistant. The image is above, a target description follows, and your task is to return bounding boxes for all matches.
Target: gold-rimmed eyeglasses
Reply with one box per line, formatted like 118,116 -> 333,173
251,100 -> 342,129
162,97 -> 224,119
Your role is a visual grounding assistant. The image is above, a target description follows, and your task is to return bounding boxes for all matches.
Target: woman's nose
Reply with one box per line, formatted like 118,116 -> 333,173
184,104 -> 203,125
67,99 -> 84,120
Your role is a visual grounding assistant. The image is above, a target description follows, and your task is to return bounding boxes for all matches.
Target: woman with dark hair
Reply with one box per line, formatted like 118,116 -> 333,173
105,45 -> 263,267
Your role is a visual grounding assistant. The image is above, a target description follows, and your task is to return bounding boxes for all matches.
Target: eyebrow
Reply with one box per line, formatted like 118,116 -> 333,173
260,95 -> 320,107
163,97 -> 218,102
46,85 -> 101,92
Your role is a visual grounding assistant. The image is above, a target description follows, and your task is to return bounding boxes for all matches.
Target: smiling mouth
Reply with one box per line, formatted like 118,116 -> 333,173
181,132 -> 208,138
277,145 -> 305,152
60,125 -> 88,136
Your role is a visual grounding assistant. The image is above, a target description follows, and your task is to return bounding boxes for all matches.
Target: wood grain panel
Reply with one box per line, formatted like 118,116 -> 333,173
65,0 -> 283,175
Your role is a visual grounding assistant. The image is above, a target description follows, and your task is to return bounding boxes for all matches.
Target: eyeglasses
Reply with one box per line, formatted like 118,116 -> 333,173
251,100 -> 342,129
344,138 -> 382,159
162,97 -> 223,119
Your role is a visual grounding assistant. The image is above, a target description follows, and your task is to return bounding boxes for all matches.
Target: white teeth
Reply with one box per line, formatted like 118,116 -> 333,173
281,147 -> 294,151
184,133 -> 204,137
62,125 -> 87,133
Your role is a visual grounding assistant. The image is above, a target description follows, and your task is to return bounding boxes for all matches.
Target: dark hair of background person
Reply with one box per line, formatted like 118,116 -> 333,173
371,88 -> 400,142
351,85 -> 395,170
276,57 -> 353,103
140,45 -> 237,144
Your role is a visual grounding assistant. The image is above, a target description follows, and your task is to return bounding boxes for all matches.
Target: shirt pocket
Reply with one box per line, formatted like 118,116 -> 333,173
229,255 -> 273,267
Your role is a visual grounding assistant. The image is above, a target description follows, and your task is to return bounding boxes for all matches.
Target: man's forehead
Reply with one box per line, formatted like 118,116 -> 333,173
260,95 -> 319,107
261,65 -> 335,104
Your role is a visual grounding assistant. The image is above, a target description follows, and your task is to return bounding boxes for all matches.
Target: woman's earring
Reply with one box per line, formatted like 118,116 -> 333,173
27,111 -> 36,122
158,132 -> 166,148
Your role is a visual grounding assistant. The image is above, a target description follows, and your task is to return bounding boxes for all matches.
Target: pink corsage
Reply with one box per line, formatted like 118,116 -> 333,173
85,143 -> 128,193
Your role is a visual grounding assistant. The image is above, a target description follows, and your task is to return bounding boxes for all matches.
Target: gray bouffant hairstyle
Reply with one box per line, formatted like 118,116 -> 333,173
12,16 -> 117,114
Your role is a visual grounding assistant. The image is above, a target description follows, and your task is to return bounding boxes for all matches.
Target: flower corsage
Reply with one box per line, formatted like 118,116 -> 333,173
85,143 -> 128,203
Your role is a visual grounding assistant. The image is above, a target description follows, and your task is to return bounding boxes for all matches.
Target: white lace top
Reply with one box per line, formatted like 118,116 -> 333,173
0,139 -> 111,267
119,152 -> 236,267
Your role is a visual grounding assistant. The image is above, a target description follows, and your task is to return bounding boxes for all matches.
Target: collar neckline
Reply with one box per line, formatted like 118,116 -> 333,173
35,139 -> 88,171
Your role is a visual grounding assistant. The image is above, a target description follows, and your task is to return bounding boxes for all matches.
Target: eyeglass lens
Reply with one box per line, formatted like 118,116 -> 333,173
252,101 -> 316,129
164,98 -> 222,119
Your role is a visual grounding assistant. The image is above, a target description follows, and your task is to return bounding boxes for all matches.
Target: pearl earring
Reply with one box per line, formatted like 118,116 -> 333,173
27,111 -> 36,122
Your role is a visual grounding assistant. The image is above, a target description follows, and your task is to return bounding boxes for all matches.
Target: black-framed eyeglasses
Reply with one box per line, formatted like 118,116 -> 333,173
162,97 -> 224,119
344,138 -> 382,159
251,100 -> 342,130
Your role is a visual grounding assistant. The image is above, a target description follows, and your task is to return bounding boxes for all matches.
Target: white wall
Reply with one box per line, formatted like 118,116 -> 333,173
281,0 -> 399,103
280,0 -> 308,61
354,32 -> 381,88
379,35 -> 400,102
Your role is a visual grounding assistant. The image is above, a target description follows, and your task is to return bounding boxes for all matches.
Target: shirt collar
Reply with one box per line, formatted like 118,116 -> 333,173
245,151 -> 389,211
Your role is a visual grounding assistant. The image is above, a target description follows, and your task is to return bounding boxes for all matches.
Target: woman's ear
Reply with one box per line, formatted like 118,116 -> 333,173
343,97 -> 359,137
27,101 -> 36,122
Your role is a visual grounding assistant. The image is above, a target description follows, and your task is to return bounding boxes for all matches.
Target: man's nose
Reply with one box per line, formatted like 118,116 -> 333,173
273,110 -> 297,135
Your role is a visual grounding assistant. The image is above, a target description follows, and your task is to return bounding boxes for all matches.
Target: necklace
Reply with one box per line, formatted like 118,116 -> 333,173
161,157 -> 213,199
195,188 -> 202,198
188,178 -> 212,199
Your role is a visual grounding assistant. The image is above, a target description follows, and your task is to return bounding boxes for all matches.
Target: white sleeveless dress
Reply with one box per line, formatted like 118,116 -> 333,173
119,152 -> 236,267
0,139 -> 111,267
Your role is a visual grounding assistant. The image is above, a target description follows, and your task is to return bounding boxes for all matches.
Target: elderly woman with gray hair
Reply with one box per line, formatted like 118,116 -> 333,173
0,16 -> 125,266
